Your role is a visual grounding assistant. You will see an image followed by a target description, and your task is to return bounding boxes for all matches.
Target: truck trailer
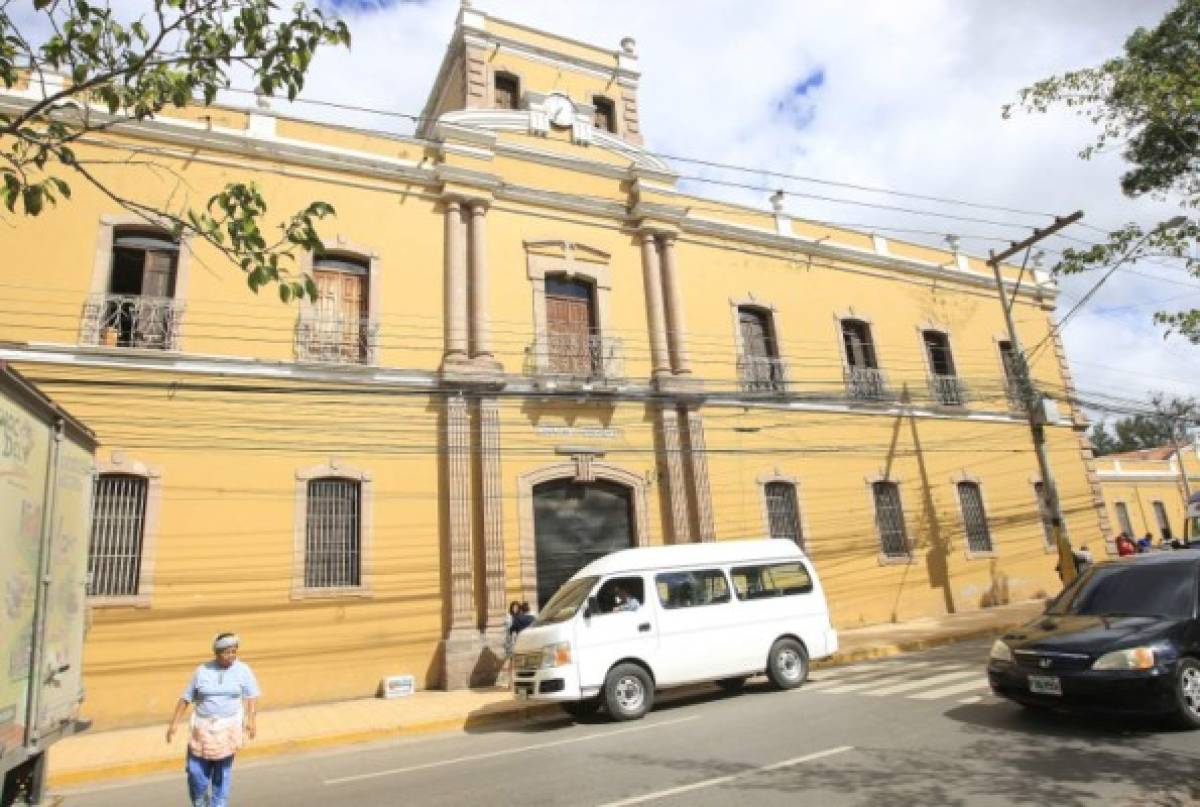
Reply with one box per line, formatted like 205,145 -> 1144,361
1,363 -> 96,805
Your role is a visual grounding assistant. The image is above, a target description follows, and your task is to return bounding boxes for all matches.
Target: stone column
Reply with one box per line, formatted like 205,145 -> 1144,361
480,398 -> 506,627
640,232 -> 671,376
446,396 -> 474,630
468,202 -> 492,359
443,199 -> 468,361
658,234 -> 692,375
685,409 -> 716,542
659,407 -> 690,543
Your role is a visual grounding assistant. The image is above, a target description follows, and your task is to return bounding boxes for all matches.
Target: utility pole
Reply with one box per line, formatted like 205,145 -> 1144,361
988,211 -> 1084,585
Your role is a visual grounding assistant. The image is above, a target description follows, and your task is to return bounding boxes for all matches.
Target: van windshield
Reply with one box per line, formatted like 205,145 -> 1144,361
535,576 -> 598,626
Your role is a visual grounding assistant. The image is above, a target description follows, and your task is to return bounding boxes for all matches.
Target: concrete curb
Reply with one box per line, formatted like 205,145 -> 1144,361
49,617 -> 1027,789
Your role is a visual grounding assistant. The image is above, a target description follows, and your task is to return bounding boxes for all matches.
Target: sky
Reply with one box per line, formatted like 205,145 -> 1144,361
286,0 -> 1200,416
17,0 -> 1199,416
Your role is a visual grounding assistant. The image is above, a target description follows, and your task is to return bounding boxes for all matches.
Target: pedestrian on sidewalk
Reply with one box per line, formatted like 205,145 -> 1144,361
1115,533 -> 1136,557
1072,544 -> 1094,576
166,633 -> 260,807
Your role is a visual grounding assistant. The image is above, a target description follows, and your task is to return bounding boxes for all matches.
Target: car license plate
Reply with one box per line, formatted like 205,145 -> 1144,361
1028,675 -> 1062,696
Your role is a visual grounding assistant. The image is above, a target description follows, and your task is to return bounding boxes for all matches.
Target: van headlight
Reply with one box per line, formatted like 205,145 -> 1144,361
989,640 -> 1013,663
541,642 -> 572,668
1092,647 -> 1155,671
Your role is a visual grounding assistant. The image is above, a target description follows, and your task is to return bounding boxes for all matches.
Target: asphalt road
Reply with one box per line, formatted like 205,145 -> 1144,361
52,639 -> 1200,806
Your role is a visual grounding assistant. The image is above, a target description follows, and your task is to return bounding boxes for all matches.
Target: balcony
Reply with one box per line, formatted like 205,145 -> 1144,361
929,373 -> 968,407
844,366 -> 888,401
524,334 -> 625,387
81,294 -> 184,350
296,312 -> 379,365
737,354 -> 787,394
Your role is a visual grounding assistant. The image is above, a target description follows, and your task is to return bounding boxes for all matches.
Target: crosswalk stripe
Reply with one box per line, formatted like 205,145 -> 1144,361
865,669 -> 978,697
808,662 -> 953,694
908,678 -> 991,700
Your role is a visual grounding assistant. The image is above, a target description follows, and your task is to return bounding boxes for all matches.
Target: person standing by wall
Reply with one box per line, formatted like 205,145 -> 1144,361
166,633 -> 260,807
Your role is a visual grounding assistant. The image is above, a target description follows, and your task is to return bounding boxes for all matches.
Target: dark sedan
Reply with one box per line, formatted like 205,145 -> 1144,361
988,550 -> 1200,728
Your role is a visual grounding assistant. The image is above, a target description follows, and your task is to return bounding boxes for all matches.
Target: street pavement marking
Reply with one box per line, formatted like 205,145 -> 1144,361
959,695 -> 983,704
908,678 -> 991,700
597,745 -> 855,806
808,662 -> 951,693
863,669 -> 979,697
323,715 -> 701,785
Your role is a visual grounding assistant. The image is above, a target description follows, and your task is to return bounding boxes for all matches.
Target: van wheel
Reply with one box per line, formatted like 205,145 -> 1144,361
604,663 -> 654,721
561,697 -> 602,719
766,638 -> 808,690
716,676 -> 748,693
1173,658 -> 1200,730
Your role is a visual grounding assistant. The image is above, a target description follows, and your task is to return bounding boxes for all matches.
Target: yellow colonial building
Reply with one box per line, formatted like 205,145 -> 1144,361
1094,444 -> 1199,544
1,7 -> 1112,727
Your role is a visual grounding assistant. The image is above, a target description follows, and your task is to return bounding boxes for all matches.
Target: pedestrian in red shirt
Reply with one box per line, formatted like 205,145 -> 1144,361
1115,533 -> 1136,557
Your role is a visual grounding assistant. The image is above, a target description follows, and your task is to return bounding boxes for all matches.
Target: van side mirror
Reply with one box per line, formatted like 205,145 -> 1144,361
584,596 -> 599,618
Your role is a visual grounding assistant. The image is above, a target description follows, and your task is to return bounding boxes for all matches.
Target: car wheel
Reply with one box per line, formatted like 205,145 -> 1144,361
1173,657 -> 1200,730
766,638 -> 809,690
603,663 -> 654,721
560,697 -> 603,719
715,676 -> 748,693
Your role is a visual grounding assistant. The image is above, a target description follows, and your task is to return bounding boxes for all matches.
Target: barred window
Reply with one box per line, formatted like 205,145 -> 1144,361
957,481 -> 993,554
764,481 -> 804,550
872,481 -> 910,559
305,478 -> 361,588
1153,501 -> 1172,540
88,474 -> 148,596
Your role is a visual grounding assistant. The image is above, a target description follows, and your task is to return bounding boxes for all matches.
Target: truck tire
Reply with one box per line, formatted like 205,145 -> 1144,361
603,663 -> 654,721
766,638 -> 808,690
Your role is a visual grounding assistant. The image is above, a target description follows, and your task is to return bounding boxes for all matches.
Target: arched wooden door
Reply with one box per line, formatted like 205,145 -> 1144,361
532,478 -> 635,607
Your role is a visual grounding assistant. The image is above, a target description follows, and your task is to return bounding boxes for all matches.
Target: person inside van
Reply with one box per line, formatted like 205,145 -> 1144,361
613,584 -> 640,612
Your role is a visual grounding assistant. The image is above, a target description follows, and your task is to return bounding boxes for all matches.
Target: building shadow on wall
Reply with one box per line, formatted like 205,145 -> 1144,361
905,393 -> 956,616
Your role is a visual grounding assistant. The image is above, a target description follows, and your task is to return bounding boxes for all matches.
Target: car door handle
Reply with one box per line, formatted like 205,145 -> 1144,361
638,623 -> 651,633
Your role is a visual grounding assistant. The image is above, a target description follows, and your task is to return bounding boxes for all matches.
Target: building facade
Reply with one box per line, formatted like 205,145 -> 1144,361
0,7 -> 1110,727
1095,444 -> 1199,544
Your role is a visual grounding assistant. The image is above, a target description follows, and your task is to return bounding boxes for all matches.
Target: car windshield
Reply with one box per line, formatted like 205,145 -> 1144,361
534,576 -> 598,626
1048,562 -> 1197,618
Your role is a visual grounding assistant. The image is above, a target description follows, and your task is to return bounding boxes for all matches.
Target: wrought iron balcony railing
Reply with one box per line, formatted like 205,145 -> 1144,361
929,373 -> 968,407
844,366 -> 888,401
296,312 -> 379,364
81,294 -> 184,350
524,334 -> 625,384
737,354 -> 787,393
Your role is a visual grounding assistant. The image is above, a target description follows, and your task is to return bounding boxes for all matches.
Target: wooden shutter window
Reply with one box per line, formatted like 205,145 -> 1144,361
545,276 -> 595,375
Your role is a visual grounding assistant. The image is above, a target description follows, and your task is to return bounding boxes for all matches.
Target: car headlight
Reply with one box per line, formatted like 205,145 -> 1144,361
989,639 -> 1013,663
1092,647 -> 1155,671
541,642 -> 572,668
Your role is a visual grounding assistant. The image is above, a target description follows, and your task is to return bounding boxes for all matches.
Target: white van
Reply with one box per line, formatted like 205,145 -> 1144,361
510,539 -> 838,720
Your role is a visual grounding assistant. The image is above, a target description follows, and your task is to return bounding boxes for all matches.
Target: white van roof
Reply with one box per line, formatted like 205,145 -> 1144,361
571,539 -> 806,580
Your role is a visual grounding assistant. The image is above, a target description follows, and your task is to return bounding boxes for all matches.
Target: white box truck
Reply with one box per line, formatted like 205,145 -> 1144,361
1,363 -> 96,805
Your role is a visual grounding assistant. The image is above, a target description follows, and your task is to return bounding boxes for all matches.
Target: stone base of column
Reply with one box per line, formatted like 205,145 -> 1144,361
653,373 -> 704,396
441,356 -> 506,389
441,627 -> 510,689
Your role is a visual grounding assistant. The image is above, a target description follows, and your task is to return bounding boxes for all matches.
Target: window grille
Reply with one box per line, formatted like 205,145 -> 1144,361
88,474 -> 148,596
1033,482 -> 1057,549
1152,501 -> 1172,540
957,482 -> 993,553
872,481 -> 910,558
1114,501 -> 1135,538
305,478 -> 361,588
764,481 -> 804,550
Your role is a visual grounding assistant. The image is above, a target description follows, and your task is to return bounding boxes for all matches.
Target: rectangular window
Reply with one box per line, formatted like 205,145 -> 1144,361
730,562 -> 813,600
764,481 -> 804,549
594,576 -> 645,614
305,478 -> 361,588
1033,482 -> 1056,549
88,474 -> 148,597
957,482 -> 994,554
592,96 -> 615,132
872,481 -> 910,559
1152,500 -> 1172,540
1114,501 -> 1135,538
738,306 -> 784,391
494,73 -> 519,110
655,569 -> 731,609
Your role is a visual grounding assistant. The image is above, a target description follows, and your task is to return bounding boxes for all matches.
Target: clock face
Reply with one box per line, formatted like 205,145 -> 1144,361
543,94 -> 575,127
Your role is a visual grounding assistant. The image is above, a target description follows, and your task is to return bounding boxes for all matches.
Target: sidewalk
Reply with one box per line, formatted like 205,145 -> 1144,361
47,598 -> 1044,789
